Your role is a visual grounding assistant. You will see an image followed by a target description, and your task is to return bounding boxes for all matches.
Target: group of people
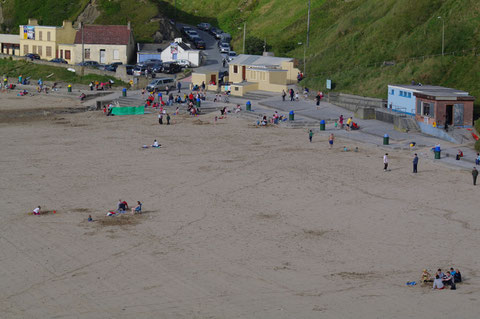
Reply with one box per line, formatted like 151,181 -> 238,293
107,199 -> 142,216
89,80 -> 113,91
422,268 -> 462,290
337,115 -> 358,130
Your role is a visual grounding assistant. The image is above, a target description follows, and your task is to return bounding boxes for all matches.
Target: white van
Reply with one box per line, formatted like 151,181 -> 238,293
146,78 -> 175,92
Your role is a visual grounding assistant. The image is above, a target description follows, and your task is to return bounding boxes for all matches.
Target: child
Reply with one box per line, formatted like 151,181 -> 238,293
309,130 -> 313,143
334,120 -> 338,129
88,215 -> 93,222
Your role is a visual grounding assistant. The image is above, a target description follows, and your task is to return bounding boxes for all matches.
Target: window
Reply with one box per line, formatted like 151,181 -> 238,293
32,45 -> 37,54
39,31 -> 42,41
47,32 -> 51,41
113,49 -> 119,60
46,46 -> 52,57
65,50 -> 71,60
234,65 -> 238,73
23,45 -> 28,54
422,102 -> 431,116
407,92 -> 411,98
37,46 -> 42,56
84,48 -> 90,59
390,89 -> 394,95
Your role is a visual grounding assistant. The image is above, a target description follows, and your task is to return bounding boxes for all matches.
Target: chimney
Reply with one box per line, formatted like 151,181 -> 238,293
28,19 -> 38,26
62,20 -> 73,29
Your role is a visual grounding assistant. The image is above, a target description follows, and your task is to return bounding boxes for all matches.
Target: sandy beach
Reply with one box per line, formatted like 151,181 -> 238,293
0,93 -> 479,318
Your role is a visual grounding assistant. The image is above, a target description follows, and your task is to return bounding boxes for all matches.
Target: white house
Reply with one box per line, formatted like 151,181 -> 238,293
160,39 -> 201,67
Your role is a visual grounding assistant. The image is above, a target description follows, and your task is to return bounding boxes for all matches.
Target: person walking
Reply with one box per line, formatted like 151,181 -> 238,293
383,153 -> 389,171
413,153 -> 419,173
158,113 -> 163,125
282,90 -> 286,101
328,133 -> 334,149
309,130 -> 313,143
473,167 -> 478,186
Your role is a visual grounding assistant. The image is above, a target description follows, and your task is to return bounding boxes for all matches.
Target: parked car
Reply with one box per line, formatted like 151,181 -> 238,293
161,62 -> 182,74
77,61 -> 100,68
126,65 -> 134,75
219,43 -> 230,54
212,29 -> 224,39
50,58 -> 68,64
194,38 -> 206,50
25,53 -> 40,60
197,23 -> 211,31
175,59 -> 191,68
151,62 -> 164,73
133,64 -> 150,76
146,78 -> 175,92
219,33 -> 232,43
186,30 -> 199,40
227,51 -> 237,61
181,26 -> 192,36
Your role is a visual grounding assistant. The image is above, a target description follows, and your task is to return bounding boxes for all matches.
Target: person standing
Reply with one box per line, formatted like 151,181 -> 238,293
158,113 -> 163,125
315,91 -> 321,107
282,90 -> 286,101
383,153 -> 389,171
473,167 -> 478,185
309,130 -> 313,143
413,153 -> 419,173
328,133 -> 334,148
177,81 -> 182,93
166,113 -> 171,125
290,89 -> 294,101
476,153 -> 480,166
339,115 -> 344,129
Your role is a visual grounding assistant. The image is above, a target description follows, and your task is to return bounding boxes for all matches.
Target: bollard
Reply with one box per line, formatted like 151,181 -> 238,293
122,88 -> 127,97
383,134 -> 389,145
246,101 -> 251,111
289,110 -> 294,121
67,84 -> 72,93
320,120 -> 326,131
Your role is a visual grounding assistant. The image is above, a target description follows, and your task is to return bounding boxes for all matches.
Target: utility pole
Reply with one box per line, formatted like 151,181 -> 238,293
81,22 -> 84,65
243,22 -> 246,54
306,0 -> 311,48
174,0 -> 177,23
438,16 -> 445,56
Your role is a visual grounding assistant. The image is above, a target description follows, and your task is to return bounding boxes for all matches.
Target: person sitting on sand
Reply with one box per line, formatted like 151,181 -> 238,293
456,150 -> 463,160
152,140 -> 160,148
432,275 -> 445,290
88,215 -> 93,222
421,269 -> 432,283
442,271 -> 454,286
118,200 -> 126,213
33,206 -> 41,215
436,269 -> 444,279
131,201 -> 142,214
453,269 -> 462,283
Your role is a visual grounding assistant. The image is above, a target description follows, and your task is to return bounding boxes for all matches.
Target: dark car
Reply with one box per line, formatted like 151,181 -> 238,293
212,29 -> 224,39
195,39 -> 206,50
104,64 -> 118,72
181,26 -> 192,36
50,58 -> 68,64
25,53 -> 40,60
125,65 -> 134,75
197,23 -> 211,31
151,62 -> 164,73
77,61 -> 100,68
162,62 -> 182,74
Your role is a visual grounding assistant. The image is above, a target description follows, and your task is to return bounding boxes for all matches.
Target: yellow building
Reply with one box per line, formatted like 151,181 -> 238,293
228,54 -> 301,96
19,19 -> 77,61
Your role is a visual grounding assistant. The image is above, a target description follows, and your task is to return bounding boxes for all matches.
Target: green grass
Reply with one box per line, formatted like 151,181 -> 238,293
0,58 -> 125,86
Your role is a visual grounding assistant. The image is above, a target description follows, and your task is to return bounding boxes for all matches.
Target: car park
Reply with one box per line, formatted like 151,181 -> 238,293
50,58 -> 67,64
146,78 -> 175,92
25,53 -> 40,60
197,23 -> 211,31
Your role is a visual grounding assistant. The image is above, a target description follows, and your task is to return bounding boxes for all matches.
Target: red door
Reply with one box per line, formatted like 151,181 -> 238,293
242,66 -> 246,81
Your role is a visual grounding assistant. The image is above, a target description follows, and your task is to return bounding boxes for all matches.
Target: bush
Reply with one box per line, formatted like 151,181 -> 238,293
475,139 -> 480,152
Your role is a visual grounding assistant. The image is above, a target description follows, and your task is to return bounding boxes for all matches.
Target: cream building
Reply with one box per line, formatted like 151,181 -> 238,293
71,24 -> 135,65
227,54 -> 301,96
0,34 -> 20,55
19,19 -> 76,61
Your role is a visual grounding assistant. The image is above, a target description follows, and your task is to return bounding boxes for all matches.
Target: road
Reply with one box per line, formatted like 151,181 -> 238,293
176,23 -> 228,72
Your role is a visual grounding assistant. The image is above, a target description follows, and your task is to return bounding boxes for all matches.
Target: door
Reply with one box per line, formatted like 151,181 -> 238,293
210,74 -> 216,84
445,105 -> 453,125
242,66 -> 246,81
100,49 -> 106,64
454,104 -> 464,125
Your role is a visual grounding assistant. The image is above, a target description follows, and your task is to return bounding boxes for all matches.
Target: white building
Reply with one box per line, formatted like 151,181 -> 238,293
160,39 -> 201,67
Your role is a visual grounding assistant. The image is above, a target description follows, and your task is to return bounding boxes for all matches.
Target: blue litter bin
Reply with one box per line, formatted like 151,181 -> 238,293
289,110 -> 294,121
320,120 -> 326,131
122,88 -> 127,97
246,101 -> 251,111
383,134 -> 389,145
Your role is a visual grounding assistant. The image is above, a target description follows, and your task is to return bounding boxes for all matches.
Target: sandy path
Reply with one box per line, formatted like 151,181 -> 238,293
0,102 -> 479,318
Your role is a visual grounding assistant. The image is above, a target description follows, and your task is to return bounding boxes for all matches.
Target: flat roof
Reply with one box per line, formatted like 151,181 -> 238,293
230,54 -> 293,67
389,84 -> 472,98
0,34 -> 20,44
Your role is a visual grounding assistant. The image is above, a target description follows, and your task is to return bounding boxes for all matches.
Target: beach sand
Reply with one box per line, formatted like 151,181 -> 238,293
0,94 -> 479,318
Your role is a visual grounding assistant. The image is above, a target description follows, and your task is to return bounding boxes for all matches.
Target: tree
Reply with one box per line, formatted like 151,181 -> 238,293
245,36 -> 271,55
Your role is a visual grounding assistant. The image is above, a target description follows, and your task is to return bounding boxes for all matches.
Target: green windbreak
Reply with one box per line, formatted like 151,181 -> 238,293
111,106 -> 145,116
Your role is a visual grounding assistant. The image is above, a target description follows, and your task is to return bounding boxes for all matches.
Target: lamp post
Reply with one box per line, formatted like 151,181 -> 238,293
437,16 -> 445,56
238,22 -> 247,54
298,42 -> 306,76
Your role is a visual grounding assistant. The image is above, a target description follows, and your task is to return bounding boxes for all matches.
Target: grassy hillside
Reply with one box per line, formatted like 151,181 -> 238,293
162,0 -> 480,114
